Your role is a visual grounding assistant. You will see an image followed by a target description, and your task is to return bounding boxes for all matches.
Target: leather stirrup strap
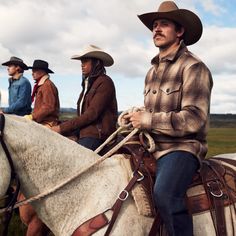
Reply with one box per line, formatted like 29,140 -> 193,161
208,159 -> 236,236
148,211 -> 162,236
202,160 -> 227,236
73,171 -> 143,236
104,171 -> 143,236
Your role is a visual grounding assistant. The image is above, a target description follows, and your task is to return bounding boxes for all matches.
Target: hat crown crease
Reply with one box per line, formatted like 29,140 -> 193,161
158,1 -> 178,12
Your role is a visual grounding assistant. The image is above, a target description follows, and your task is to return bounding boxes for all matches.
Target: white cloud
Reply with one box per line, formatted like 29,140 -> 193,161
189,25 -> 236,114
0,0 -> 235,113
199,0 -> 225,16
210,74 -> 236,114
191,26 -> 236,75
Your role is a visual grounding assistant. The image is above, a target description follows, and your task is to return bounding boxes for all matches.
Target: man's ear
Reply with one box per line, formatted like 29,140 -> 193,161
16,65 -> 22,73
177,27 -> 185,38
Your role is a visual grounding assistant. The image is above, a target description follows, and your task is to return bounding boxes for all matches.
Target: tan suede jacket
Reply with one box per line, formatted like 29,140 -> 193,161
32,75 -> 60,126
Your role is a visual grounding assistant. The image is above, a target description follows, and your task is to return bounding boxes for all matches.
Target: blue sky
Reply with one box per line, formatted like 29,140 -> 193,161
0,0 -> 236,113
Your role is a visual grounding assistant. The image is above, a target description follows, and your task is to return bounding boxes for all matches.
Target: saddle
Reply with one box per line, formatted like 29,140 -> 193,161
118,136 -> 236,236
73,131 -> 236,236
118,138 -> 157,217
187,158 -> 236,236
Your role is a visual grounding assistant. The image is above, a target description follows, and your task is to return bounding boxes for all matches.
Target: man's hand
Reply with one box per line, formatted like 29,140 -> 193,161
123,111 -> 142,129
24,114 -> 33,120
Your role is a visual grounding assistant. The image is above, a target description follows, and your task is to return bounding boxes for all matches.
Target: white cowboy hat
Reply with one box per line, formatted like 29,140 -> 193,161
138,1 -> 203,45
71,45 -> 114,67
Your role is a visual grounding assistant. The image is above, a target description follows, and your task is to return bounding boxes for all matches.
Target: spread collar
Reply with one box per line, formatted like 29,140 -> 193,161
151,40 -> 188,65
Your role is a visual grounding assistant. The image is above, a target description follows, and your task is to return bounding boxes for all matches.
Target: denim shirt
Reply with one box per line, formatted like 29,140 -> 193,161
3,75 -> 32,116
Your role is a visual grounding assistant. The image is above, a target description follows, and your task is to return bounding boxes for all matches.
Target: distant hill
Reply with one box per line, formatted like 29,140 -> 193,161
210,114 -> 236,128
59,109 -> 236,128
59,108 -> 77,120
60,107 -> 77,113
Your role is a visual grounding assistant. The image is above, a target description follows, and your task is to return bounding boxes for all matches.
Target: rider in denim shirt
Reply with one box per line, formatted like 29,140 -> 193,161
2,57 -> 32,116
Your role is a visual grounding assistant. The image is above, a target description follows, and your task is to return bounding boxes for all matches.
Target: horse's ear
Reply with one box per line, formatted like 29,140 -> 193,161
0,113 -> 5,136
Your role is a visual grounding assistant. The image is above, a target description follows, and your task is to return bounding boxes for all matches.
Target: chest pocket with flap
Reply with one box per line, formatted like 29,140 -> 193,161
159,81 -> 182,112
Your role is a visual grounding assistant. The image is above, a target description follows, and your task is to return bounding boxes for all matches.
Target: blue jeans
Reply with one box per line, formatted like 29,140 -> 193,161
78,137 -> 103,151
154,151 -> 199,236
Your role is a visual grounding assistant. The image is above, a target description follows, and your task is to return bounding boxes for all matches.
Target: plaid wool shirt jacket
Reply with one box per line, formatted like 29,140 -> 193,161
140,41 -> 213,162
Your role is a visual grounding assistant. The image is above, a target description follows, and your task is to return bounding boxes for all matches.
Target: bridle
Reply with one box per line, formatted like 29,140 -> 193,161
0,113 -> 20,213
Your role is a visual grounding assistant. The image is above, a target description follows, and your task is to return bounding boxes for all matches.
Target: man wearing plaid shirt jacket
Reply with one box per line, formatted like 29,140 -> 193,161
124,1 -> 213,235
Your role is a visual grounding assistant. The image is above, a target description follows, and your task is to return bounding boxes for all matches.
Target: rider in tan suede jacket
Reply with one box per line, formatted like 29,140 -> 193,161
27,60 -> 60,127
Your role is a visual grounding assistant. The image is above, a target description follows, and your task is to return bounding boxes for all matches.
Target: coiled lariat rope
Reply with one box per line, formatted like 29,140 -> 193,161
0,109 -> 155,213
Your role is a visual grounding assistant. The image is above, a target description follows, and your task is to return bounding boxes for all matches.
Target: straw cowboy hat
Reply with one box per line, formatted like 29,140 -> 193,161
71,45 -> 114,67
138,1 -> 203,45
2,56 -> 28,70
28,59 -> 54,73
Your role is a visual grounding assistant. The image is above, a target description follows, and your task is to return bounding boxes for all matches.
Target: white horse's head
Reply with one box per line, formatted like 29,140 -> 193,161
0,144 -> 11,197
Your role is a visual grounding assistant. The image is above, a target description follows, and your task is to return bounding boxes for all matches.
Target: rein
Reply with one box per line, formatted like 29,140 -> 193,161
0,114 -> 15,175
0,114 -> 20,210
0,114 -> 20,235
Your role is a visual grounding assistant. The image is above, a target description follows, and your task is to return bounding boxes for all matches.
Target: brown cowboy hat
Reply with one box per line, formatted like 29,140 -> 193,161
138,1 -> 203,45
71,45 -> 114,67
28,59 -> 54,73
2,56 -> 28,70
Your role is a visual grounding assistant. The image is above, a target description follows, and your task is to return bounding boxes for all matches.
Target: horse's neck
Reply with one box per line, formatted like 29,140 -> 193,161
4,115 -> 99,197
3,115 -> 151,236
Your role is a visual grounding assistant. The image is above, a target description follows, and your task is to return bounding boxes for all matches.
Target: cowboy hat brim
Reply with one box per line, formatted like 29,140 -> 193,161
71,51 -> 114,67
27,66 -> 54,74
2,60 -> 28,70
138,9 -> 203,45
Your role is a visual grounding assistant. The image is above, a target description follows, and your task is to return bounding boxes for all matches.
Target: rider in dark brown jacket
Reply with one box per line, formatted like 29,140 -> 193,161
52,45 -> 118,150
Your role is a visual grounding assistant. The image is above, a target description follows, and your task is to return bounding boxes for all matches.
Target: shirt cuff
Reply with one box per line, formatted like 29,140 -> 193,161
140,111 -> 152,130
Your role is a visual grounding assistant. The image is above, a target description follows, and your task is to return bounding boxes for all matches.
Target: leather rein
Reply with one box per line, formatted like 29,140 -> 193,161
0,114 -> 20,212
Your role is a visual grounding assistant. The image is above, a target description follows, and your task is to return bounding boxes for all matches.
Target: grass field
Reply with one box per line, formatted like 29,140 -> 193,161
207,127 -> 236,157
1,116 -> 236,235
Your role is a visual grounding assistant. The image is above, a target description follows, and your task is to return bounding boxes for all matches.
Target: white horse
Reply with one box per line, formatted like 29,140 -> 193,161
0,115 -> 235,236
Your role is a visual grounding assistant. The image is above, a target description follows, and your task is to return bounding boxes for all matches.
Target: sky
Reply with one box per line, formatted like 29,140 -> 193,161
0,0 -> 236,114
